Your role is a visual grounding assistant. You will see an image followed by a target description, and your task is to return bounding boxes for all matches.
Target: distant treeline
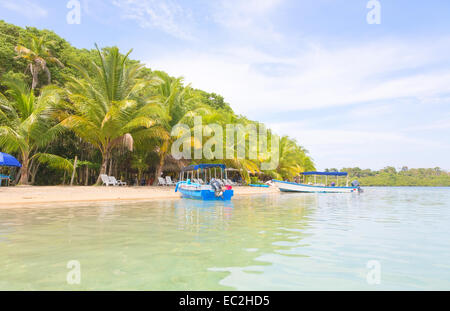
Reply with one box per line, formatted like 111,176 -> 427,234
325,167 -> 450,187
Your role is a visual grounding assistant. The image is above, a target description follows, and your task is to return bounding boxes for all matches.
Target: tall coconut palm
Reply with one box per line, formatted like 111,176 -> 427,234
0,79 -> 72,185
182,109 -> 261,183
62,46 -> 164,184
150,71 -> 202,184
14,35 -> 64,89
269,136 -> 315,180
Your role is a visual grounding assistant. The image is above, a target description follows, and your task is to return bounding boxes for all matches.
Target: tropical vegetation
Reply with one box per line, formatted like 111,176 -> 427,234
327,167 -> 450,187
0,21 -> 315,185
0,78 -> 71,184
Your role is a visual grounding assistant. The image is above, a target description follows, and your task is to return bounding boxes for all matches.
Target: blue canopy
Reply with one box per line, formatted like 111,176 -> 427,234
182,164 -> 226,172
302,171 -> 347,177
0,152 -> 22,168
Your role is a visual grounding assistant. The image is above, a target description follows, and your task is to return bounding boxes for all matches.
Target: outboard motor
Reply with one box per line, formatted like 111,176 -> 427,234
351,180 -> 363,193
210,178 -> 224,198
351,180 -> 360,187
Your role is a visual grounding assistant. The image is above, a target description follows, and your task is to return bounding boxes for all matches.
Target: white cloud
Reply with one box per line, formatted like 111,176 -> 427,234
211,0 -> 284,41
147,36 -> 450,169
348,104 -> 393,118
112,0 -> 194,40
405,117 -> 450,131
0,0 -> 48,19
110,0 -> 284,41
269,125 -> 443,149
148,37 -> 450,116
267,124 -> 449,169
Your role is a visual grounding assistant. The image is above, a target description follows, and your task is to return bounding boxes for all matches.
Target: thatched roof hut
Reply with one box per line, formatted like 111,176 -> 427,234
162,155 -> 189,173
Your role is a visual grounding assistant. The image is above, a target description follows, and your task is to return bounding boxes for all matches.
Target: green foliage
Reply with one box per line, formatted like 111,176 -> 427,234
196,90 -> 233,113
0,77 -> 65,184
0,20 -> 315,185
34,153 -> 74,172
269,136 -> 316,180
62,45 -> 164,184
250,176 -> 265,185
339,167 -> 450,186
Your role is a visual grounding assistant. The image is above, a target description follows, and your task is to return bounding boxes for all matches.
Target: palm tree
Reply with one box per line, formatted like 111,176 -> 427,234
150,71 -> 202,185
131,151 -> 150,183
14,35 -> 64,89
181,109 -> 262,184
62,46 -> 164,184
0,79 -> 72,185
268,136 -> 315,180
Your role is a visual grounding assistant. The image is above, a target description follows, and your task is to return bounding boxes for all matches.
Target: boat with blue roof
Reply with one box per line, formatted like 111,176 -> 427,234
175,164 -> 234,201
273,171 -> 362,193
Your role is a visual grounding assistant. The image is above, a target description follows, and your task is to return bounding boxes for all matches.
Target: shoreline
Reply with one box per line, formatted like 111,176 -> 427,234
0,186 -> 279,208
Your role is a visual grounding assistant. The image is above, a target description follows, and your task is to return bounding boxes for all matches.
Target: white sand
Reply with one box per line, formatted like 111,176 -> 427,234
0,185 -> 278,207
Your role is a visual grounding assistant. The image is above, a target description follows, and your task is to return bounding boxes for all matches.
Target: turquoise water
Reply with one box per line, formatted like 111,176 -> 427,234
0,187 -> 449,290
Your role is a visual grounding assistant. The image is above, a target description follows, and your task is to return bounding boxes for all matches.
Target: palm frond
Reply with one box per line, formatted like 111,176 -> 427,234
32,153 -> 74,172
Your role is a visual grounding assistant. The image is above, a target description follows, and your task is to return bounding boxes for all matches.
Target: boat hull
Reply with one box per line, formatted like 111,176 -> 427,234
273,180 -> 360,193
177,184 -> 234,201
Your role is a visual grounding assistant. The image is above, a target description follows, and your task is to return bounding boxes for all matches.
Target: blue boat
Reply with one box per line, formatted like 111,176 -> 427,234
175,164 -> 234,201
249,184 -> 269,188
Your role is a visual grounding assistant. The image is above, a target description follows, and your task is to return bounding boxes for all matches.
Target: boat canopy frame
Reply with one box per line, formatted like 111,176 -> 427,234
300,171 -> 349,187
182,164 -> 226,172
301,171 -> 348,176
180,164 -> 228,183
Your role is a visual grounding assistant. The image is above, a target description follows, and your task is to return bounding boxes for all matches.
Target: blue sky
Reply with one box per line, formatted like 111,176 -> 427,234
1,0 -> 450,170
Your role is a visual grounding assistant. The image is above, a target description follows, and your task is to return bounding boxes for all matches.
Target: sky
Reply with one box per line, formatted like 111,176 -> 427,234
1,0 -> 450,170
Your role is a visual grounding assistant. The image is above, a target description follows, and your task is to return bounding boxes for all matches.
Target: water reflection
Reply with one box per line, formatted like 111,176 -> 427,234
0,188 -> 449,290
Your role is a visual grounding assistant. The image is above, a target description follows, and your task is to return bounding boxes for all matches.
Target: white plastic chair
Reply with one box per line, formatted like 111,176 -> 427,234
109,176 -> 127,186
165,176 -> 175,186
226,179 -> 236,186
158,177 -> 167,186
101,174 -> 114,186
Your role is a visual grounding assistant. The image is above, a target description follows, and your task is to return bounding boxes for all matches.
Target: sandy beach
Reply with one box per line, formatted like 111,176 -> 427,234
0,185 -> 279,207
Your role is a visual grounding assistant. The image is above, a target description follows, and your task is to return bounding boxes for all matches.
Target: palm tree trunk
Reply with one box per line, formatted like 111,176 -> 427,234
19,153 -> 30,185
14,169 -> 21,185
44,65 -> 51,85
108,158 -> 113,176
96,151 -> 110,185
85,166 -> 89,186
31,63 -> 39,90
30,162 -> 41,185
138,169 -> 142,184
153,155 -> 165,185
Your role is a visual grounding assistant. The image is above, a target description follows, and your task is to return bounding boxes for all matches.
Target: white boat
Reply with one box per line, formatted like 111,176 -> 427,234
273,171 -> 362,193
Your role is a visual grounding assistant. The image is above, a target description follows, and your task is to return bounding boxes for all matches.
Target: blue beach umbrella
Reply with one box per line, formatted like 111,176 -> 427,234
0,152 -> 22,168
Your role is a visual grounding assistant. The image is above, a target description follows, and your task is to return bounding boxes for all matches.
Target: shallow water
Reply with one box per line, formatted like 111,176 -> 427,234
0,187 -> 449,290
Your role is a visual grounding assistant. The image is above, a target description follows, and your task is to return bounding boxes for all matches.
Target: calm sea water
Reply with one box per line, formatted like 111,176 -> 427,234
0,187 -> 449,290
